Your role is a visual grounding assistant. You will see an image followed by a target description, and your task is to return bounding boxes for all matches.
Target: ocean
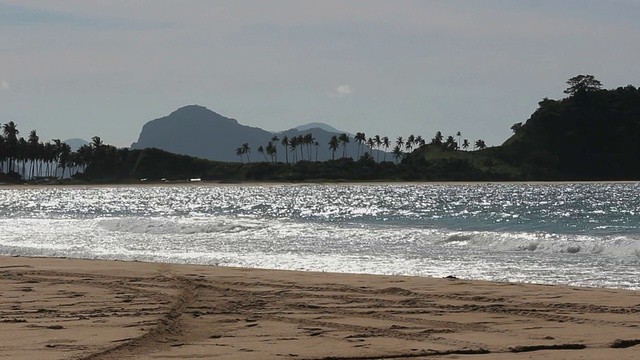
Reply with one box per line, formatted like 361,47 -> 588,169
1,183 -> 639,289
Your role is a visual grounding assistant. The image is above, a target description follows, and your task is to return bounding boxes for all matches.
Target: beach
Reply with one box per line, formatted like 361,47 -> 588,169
1,256 -> 638,359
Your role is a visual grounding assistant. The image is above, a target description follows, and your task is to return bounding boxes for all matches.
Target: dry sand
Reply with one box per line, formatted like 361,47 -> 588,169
1,256 -> 639,359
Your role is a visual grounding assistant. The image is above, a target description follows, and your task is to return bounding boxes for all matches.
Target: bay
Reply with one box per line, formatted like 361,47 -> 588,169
1,183 -> 639,289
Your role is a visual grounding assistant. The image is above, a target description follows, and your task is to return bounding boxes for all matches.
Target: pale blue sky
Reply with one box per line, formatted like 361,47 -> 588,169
1,0 -> 639,147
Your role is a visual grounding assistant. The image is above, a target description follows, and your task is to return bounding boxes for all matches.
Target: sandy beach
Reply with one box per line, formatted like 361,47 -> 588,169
0,256 -> 638,359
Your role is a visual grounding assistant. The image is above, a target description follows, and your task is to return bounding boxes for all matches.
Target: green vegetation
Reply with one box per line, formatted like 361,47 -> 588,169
2,75 -> 639,183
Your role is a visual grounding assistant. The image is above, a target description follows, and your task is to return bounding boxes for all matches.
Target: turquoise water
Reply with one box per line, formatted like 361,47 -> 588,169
1,183 -> 639,289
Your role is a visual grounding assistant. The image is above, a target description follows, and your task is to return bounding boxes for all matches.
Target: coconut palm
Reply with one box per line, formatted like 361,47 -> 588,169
270,136 -> 279,162
392,145 -> 403,164
266,142 -> 277,162
0,134 -> 5,173
475,139 -> 487,150
415,135 -> 424,148
382,136 -> 390,162
27,130 -> 39,179
328,135 -> 339,160
431,131 -> 443,145
354,132 -> 366,158
17,137 -> 27,178
374,135 -> 382,162
405,134 -> 415,153
42,141 -> 55,177
50,139 -> 63,177
396,136 -> 404,150
366,137 -> 375,155
281,136 -> 289,164
462,139 -> 470,150
304,133 -> 314,160
338,133 -> 350,158
235,147 -> 244,163
444,135 -> 457,150
76,144 -> 93,172
257,145 -> 268,162
294,135 -> 304,161
3,121 -> 19,173
289,136 -> 298,162
58,142 -> 72,178
241,143 -> 251,163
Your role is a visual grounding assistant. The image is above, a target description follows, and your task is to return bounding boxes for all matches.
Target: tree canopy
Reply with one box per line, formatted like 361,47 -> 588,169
563,75 -> 602,96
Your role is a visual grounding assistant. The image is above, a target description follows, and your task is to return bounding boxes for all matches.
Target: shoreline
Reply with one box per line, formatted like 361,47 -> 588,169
1,179 -> 639,190
1,256 -> 639,359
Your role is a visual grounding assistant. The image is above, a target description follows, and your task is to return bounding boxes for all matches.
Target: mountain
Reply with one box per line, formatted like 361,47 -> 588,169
131,105 -> 273,162
132,105 -> 387,162
293,122 -> 343,134
63,138 -> 89,151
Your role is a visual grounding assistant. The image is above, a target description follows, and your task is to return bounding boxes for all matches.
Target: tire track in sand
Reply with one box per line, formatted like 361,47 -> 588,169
77,276 -> 198,360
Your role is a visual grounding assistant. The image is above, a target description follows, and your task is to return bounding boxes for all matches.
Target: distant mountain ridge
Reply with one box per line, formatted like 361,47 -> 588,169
131,105 -> 385,162
292,122 -> 343,134
63,138 -> 89,151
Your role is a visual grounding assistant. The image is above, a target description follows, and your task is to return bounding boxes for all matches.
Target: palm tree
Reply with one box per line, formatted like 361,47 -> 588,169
395,136 -> 404,151
27,130 -> 39,179
0,134 -> 5,173
338,133 -> 350,158
76,144 -> 93,172
415,135 -> 424,148
266,142 -> 277,162
281,136 -> 289,164
475,139 -> 487,150
68,150 -> 79,177
50,139 -> 63,177
328,135 -> 339,160
405,134 -> 415,153
444,135 -> 456,150
289,136 -> 298,162
374,135 -> 382,162
17,137 -> 27,178
462,139 -> 470,150
241,143 -> 251,162
431,131 -> 443,146
3,121 -> 19,173
366,137 -> 375,155
298,134 -> 307,161
382,136 -> 390,162
392,145 -> 403,164
354,132 -> 366,158
58,143 -> 71,178
270,136 -> 279,162
42,141 -> 55,177
302,134 -> 313,160
235,147 -> 244,163
257,145 -> 268,162
91,136 -> 104,150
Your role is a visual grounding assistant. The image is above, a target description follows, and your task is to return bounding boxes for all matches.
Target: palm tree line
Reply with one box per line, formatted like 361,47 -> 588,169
238,130 -> 487,165
0,121 -> 113,180
237,134 -> 321,164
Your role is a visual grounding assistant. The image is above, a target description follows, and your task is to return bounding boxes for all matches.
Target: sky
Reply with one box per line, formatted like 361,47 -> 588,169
1,0 -> 639,148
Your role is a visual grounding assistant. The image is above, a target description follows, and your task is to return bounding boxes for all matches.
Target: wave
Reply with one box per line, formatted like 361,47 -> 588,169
98,216 -> 268,235
453,230 -> 640,257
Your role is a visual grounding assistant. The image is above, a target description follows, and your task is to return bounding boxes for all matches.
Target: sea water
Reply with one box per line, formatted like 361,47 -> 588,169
1,183 -> 639,289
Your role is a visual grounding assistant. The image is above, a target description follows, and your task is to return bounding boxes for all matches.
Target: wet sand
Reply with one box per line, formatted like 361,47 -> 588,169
1,256 -> 639,359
